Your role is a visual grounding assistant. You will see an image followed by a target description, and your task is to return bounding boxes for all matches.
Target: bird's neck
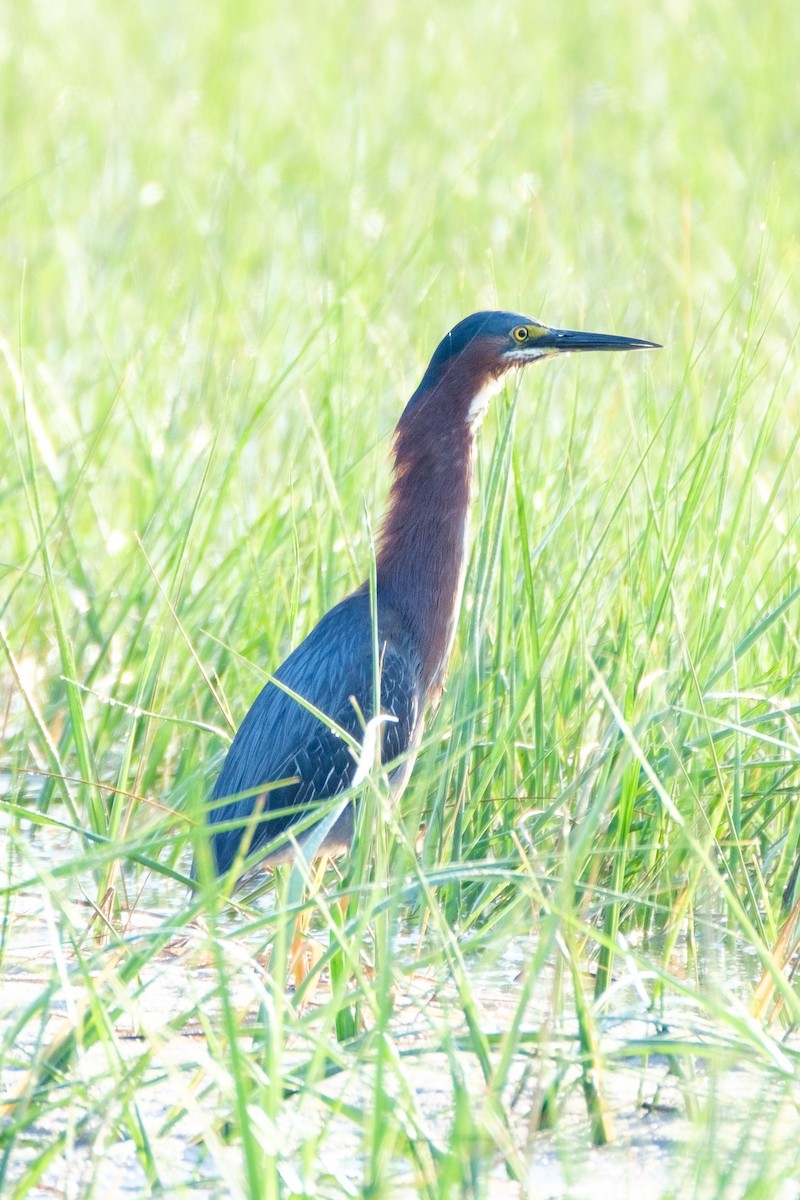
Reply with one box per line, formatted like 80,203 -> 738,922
374,422 -> 476,702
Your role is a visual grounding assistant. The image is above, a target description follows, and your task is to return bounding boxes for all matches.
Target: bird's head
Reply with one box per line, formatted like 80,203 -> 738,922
401,309 -> 659,434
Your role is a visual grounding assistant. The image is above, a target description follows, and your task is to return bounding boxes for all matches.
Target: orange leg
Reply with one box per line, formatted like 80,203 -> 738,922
288,855 -> 330,997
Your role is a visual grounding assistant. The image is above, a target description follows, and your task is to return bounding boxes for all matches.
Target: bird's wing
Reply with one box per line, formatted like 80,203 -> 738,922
207,593 -> 420,874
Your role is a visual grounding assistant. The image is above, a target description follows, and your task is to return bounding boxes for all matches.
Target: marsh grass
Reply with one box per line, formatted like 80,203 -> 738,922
3,0 -> 800,1195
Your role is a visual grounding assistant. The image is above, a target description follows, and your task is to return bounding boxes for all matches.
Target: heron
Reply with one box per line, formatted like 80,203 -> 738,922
201,310 -> 658,881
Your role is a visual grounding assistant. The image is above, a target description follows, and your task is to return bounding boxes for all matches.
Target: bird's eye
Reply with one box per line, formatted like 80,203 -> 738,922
512,326 -> 529,342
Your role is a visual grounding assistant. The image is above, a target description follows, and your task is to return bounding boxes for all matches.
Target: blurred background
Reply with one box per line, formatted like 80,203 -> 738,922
3,2 -> 800,1197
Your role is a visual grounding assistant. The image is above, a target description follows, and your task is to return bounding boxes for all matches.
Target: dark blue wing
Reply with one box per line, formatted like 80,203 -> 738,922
206,591 -> 420,874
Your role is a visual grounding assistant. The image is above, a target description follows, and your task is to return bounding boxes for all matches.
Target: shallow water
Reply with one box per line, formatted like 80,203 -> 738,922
2,821 -> 800,1198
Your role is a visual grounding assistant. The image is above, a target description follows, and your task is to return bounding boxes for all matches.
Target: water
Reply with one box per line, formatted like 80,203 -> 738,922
2,820 -> 800,1198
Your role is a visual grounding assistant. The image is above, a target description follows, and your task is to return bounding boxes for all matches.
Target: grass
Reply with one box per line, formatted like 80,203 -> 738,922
2,0 -> 800,1195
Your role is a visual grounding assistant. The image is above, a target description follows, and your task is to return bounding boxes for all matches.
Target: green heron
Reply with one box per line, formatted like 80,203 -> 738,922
204,310 -> 658,877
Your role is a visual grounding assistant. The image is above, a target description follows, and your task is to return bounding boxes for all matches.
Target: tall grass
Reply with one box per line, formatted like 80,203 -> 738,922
2,0 -> 800,1195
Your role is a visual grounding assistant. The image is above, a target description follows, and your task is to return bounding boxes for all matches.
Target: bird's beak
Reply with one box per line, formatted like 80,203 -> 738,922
536,326 -> 661,355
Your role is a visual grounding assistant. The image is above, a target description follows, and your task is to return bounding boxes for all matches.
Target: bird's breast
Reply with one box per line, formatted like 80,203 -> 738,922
424,502 -> 471,699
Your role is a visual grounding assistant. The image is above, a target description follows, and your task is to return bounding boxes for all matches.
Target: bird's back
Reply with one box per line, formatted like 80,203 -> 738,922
205,590 -> 421,875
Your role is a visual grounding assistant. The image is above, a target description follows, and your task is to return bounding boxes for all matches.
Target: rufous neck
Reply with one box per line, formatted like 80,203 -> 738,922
375,422 -> 475,698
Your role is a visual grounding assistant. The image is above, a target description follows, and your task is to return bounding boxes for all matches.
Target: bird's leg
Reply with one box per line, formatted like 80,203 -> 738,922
288,854 -> 329,995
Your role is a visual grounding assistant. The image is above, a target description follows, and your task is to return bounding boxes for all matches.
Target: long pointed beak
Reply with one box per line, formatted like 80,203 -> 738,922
542,327 -> 661,353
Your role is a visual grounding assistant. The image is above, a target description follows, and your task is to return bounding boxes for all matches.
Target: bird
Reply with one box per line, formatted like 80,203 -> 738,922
202,310 -> 659,880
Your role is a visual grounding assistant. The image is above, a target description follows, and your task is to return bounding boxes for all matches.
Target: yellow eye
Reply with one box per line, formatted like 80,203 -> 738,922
512,326 -> 529,342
